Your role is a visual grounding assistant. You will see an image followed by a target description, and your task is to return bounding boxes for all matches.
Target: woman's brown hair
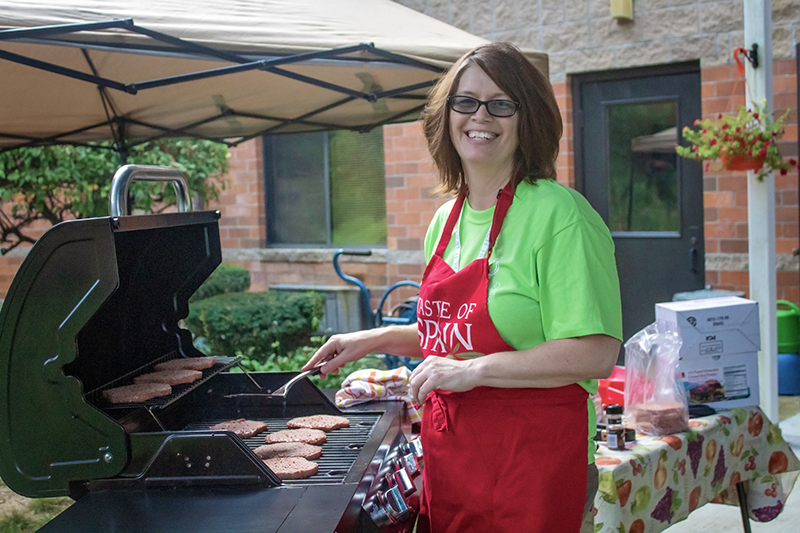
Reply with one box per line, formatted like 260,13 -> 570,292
422,42 -> 562,196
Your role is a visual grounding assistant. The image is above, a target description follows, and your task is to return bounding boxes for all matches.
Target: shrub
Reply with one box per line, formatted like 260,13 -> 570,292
185,291 -> 324,359
190,262 -> 251,302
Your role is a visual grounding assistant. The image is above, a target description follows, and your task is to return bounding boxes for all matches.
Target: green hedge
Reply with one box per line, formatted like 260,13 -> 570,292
230,340 -> 387,390
190,262 -> 251,302
185,290 -> 324,360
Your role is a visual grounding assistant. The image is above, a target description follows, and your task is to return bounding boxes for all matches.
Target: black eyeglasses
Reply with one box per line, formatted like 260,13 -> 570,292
447,95 -> 520,117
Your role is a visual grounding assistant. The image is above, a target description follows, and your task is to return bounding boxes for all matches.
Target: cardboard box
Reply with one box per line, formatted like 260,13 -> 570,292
655,297 -> 760,409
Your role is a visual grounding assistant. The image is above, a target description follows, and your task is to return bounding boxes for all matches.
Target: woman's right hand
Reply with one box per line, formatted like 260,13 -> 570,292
303,324 -> 423,376
302,330 -> 377,376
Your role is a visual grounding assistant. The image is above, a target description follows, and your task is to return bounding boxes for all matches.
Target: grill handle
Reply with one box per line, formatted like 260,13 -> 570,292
110,165 -> 192,217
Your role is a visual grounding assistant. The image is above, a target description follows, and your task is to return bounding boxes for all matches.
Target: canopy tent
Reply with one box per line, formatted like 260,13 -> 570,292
0,0 -> 548,155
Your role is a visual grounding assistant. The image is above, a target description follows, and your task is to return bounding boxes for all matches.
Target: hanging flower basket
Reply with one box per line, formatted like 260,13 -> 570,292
675,101 -> 796,181
720,152 -> 764,171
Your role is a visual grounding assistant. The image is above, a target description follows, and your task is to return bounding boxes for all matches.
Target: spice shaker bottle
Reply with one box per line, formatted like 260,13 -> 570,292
605,404 -> 625,451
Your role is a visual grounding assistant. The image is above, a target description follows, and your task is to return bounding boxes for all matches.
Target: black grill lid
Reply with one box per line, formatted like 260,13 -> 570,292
0,210 -> 221,497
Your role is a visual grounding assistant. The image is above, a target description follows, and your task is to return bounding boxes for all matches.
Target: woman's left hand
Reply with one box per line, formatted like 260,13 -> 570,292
408,356 -> 478,405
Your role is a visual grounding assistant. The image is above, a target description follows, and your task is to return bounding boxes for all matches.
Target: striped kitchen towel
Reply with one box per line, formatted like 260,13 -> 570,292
335,367 -> 422,425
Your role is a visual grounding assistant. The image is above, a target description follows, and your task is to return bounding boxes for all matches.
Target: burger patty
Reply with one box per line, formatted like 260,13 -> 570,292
287,414 -> 350,432
263,429 -> 327,445
154,357 -> 217,371
263,457 -> 319,480
134,369 -> 203,386
209,419 -> 269,438
253,442 -> 323,460
102,383 -> 172,404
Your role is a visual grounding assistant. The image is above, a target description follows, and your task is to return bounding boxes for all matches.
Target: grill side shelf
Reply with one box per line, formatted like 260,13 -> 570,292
84,354 -> 242,410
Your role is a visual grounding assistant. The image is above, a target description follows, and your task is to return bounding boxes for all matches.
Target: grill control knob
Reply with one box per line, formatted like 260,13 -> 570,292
398,453 -> 420,478
408,436 -> 423,459
368,491 -> 395,527
392,461 -> 416,497
383,485 -> 415,522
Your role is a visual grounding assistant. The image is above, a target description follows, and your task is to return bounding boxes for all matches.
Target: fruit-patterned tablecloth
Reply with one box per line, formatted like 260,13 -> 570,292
593,406 -> 800,533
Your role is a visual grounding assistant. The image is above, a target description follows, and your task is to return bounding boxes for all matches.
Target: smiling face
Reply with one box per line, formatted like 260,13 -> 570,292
449,64 -> 520,181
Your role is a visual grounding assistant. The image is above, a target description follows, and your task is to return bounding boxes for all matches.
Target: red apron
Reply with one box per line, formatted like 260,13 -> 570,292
416,182 -> 589,533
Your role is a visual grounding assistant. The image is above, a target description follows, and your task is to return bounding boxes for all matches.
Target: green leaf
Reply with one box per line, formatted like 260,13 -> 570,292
598,471 -> 619,504
670,495 -> 683,514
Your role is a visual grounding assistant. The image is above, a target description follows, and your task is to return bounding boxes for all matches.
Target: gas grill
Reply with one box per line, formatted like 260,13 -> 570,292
0,166 -> 422,532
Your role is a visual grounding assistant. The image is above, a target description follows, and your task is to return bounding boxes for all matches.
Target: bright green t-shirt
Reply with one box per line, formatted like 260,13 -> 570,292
423,179 -> 623,463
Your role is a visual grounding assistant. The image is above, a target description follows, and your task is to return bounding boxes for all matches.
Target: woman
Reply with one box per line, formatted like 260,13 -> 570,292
304,42 -> 622,532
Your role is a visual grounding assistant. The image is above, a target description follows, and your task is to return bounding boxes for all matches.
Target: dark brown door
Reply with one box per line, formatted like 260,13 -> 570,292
573,63 -> 705,355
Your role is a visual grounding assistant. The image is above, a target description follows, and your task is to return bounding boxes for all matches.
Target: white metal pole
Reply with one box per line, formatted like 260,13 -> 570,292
744,0 -> 778,422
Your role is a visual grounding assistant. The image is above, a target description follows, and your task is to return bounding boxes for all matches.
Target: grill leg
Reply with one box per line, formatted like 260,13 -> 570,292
735,481 -> 752,533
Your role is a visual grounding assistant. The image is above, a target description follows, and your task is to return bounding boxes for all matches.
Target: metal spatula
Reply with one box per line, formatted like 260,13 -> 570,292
223,366 -> 323,399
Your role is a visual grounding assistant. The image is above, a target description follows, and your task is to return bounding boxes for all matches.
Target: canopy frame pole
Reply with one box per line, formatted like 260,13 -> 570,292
0,48 -> 137,94
0,19 -> 134,41
744,0 -> 778,423
0,19 -> 449,149
81,49 -> 125,154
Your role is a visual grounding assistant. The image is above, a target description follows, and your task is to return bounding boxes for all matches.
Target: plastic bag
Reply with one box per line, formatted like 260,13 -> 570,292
623,323 -> 688,436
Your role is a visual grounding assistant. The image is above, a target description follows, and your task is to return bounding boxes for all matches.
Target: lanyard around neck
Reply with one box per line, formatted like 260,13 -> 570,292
452,204 -> 492,273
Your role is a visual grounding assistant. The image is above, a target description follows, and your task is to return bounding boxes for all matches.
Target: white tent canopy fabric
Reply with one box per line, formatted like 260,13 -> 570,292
0,0 -> 548,150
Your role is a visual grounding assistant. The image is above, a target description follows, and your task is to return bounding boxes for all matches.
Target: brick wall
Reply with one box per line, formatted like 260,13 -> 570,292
553,81 -> 575,188
393,0 -> 800,304
701,58 -> 799,301
215,123 -> 442,313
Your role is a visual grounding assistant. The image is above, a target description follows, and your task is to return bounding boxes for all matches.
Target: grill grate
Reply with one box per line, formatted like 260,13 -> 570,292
84,354 -> 242,410
184,413 -> 381,485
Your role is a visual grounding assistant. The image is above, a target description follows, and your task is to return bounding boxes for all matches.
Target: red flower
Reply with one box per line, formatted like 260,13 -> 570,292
754,113 -> 759,119
781,168 -> 788,175
772,131 -> 778,136
722,124 -> 729,130
705,163 -> 710,171
765,141 -> 771,146
693,145 -> 698,150
702,129 -> 708,134
736,127 -> 741,132
790,159 -> 797,166
759,149 -> 767,158
710,139 -> 718,146
718,113 -> 723,119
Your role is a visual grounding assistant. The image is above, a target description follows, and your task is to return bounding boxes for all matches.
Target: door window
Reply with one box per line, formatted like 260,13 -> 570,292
607,101 -> 679,235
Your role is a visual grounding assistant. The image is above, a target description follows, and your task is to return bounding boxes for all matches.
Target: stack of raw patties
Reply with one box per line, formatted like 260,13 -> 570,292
102,357 -> 216,403
629,400 -> 688,436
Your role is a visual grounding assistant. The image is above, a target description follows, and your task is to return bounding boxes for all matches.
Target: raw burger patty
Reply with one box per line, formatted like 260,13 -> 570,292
102,383 -> 172,404
263,457 -> 319,480
263,429 -> 327,445
155,357 -> 217,371
134,369 -> 202,385
253,442 -> 323,460
287,414 -> 350,431
209,419 -> 269,438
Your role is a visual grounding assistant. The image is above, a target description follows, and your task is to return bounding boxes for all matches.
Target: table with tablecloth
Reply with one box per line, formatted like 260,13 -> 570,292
592,406 -> 800,532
